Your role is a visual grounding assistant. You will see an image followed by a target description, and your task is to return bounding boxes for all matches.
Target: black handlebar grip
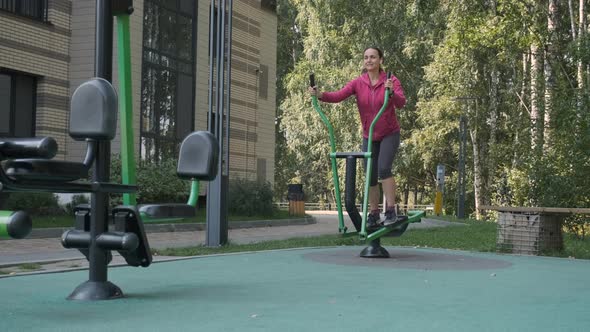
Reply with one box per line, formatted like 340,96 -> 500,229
386,72 -> 392,92
309,73 -> 316,88
0,137 -> 57,159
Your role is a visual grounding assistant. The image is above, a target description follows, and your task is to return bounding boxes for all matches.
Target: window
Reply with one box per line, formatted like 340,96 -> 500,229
0,0 -> 48,22
140,0 -> 196,162
257,158 -> 267,182
258,64 -> 268,100
0,71 -> 36,137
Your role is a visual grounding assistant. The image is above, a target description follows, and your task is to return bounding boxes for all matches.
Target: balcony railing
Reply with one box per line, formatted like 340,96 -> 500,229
0,0 -> 48,22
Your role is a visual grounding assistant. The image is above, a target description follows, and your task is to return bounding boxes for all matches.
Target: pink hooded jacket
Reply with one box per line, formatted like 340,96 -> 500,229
319,71 -> 406,141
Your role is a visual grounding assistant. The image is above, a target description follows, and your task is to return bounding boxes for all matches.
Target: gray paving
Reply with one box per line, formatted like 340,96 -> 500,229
0,212 -> 461,272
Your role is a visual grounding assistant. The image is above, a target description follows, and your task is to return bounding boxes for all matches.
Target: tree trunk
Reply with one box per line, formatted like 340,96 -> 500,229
483,66 -> 499,218
515,51 -> 530,167
530,43 -> 544,155
403,183 -> 410,207
568,0 -> 578,40
543,0 -> 558,151
568,0 -> 586,131
467,97 -> 485,220
577,0 -> 586,124
470,126 -> 484,220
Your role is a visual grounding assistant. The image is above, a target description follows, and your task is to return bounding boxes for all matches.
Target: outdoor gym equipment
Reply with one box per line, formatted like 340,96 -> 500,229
0,210 -> 32,239
136,131 -> 219,223
310,73 -> 425,257
0,0 -> 219,300
0,77 -> 219,299
0,77 -> 148,299
114,6 -> 204,223
0,138 -> 50,240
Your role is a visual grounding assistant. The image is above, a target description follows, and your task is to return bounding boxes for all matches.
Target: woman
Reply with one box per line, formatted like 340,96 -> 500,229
309,46 -> 406,228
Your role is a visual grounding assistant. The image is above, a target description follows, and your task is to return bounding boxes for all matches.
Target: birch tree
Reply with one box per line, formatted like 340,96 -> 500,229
543,0 -> 558,150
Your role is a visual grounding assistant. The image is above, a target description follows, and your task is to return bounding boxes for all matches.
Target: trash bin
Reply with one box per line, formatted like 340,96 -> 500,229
287,184 -> 305,216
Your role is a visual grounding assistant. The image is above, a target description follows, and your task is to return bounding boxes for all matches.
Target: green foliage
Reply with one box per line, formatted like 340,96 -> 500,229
110,154 -> 190,205
64,194 -> 90,215
278,0 -> 440,203
572,33 -> 590,64
18,263 -> 41,270
228,179 -> 276,217
275,0 -> 304,201
136,158 -> 190,204
3,192 -> 63,215
563,215 -> 590,240
276,0 -> 590,217
280,63 -> 363,202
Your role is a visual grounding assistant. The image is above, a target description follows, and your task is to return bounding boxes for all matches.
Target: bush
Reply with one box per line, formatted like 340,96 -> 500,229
64,194 -> 90,215
228,179 -> 275,217
110,154 -> 191,205
137,158 -> 190,204
563,214 -> 590,240
2,192 -> 64,215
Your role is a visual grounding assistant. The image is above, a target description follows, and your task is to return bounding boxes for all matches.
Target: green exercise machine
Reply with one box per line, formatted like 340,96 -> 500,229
310,73 -> 425,257
115,7 -> 207,223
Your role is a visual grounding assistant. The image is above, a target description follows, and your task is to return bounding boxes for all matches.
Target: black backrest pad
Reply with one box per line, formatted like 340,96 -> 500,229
177,131 -> 219,181
69,78 -> 118,141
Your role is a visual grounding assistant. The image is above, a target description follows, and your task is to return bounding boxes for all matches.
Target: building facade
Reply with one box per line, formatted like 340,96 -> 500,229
0,0 -> 276,188
0,0 -> 72,159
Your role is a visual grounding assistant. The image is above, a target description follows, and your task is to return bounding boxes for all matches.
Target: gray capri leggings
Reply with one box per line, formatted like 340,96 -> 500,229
362,131 -> 400,186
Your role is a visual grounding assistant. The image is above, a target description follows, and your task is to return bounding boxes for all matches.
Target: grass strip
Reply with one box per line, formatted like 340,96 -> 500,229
18,263 -> 42,270
155,218 -> 590,260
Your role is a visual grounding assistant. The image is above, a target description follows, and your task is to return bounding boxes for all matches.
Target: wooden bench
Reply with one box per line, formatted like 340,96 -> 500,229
481,206 -> 590,255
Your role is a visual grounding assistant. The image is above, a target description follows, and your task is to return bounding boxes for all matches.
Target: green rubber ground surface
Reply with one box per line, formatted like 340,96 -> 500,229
1,247 -> 589,331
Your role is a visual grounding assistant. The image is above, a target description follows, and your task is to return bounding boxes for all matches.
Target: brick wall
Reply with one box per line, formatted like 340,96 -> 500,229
67,0 -> 144,162
66,0 -> 94,161
196,0 -> 277,184
256,2 -> 277,184
0,0 -> 72,159
0,0 -> 277,185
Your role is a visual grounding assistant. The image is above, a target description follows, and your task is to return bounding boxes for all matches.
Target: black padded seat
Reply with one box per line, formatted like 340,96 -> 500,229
1,78 -> 117,184
177,131 -> 219,181
4,159 -> 89,182
138,203 -> 196,219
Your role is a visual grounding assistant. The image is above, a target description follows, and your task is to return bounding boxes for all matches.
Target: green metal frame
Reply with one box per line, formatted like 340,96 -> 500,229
0,210 -> 12,239
359,85 -> 391,238
115,11 -> 199,220
311,74 -> 423,240
116,14 -> 137,206
366,210 -> 424,241
311,96 -> 346,233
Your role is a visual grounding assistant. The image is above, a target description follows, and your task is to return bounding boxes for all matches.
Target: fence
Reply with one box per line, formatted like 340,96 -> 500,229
275,202 -> 433,213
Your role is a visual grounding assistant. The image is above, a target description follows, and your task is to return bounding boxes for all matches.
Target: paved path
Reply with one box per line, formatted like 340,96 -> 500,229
0,212 -> 461,271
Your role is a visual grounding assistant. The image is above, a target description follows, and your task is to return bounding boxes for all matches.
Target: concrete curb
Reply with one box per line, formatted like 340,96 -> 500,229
25,215 -> 317,239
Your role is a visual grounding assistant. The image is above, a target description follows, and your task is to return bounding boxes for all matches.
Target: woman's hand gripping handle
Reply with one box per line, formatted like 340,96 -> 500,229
308,73 -> 321,98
